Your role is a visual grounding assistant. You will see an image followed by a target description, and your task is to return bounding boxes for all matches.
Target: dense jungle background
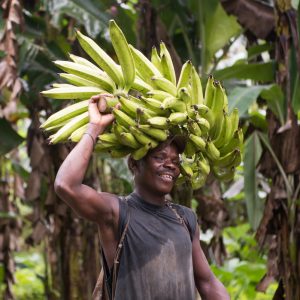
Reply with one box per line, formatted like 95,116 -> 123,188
0,0 -> 300,299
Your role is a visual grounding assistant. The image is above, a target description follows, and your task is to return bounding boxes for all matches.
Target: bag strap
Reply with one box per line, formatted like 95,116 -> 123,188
92,197 -> 130,300
111,207 -> 130,299
165,201 -> 192,241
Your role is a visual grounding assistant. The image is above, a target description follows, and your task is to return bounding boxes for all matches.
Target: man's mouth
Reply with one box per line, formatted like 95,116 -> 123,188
158,173 -> 174,182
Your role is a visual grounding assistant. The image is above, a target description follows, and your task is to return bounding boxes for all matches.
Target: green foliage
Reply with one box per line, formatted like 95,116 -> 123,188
214,62 -> 275,82
202,0 -> 241,70
227,86 -> 268,116
12,251 -> 45,300
0,118 -> 24,155
211,224 -> 278,299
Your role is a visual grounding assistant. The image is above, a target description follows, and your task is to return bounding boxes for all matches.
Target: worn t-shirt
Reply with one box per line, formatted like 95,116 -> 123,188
110,192 -> 198,300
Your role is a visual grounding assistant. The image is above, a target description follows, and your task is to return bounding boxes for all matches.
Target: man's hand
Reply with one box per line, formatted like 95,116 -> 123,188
88,94 -> 116,129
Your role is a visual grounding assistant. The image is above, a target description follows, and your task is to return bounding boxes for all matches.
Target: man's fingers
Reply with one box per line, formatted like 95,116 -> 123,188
98,97 -> 107,113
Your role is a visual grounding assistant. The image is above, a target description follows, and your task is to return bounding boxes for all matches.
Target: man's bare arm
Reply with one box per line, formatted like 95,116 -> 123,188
54,95 -> 119,224
192,225 -> 230,300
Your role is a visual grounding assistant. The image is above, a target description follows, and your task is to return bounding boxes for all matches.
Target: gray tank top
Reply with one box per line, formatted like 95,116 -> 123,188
113,192 -> 197,300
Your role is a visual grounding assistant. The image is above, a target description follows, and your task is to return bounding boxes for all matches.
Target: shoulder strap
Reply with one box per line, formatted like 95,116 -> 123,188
92,197 -> 131,300
165,201 -> 193,241
111,199 -> 130,299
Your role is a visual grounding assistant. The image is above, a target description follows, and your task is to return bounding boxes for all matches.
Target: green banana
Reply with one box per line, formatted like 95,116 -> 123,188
54,61 -> 116,92
95,141 -> 118,152
213,112 -> 232,148
184,140 -> 196,158
178,87 -> 191,104
223,90 -> 229,113
146,90 -> 173,101
197,153 -> 210,176
187,107 -> 198,120
98,132 -> 119,144
69,53 -> 100,71
49,112 -> 89,144
189,134 -> 206,152
139,97 -> 167,115
109,20 -> 135,91
147,116 -> 169,129
193,104 -> 214,128
119,96 -> 140,118
190,66 -> 203,105
120,132 -> 141,149
160,96 -> 186,112
129,45 -> 161,84
180,162 -> 194,178
206,140 -> 220,161
59,73 -> 98,87
113,122 -> 128,139
187,121 -> 202,136
191,173 -> 206,190
151,76 -> 177,96
177,60 -> 192,90
132,77 -> 153,93
213,149 -> 241,168
69,124 -> 88,142
132,143 -> 152,160
41,100 -> 89,129
112,108 -> 136,128
41,87 -> 104,100
168,112 -> 188,125
129,126 -> 156,145
52,83 -> 74,88
43,120 -> 70,132
196,117 -> 210,134
204,75 -> 215,108
109,147 -> 132,158
219,128 -> 243,156
209,84 -> 225,140
76,30 -> 124,87
227,108 -> 239,141
151,46 -> 163,73
210,81 -> 225,114
212,166 -> 235,182
160,42 -> 176,85
137,124 -> 169,141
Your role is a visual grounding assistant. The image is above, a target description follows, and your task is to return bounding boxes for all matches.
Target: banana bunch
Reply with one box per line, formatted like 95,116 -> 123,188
40,19 -> 243,189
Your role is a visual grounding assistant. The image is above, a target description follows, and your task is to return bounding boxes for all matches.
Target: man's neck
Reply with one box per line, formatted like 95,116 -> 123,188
134,187 -> 166,207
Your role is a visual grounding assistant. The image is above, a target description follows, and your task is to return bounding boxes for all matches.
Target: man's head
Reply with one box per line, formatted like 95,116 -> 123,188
128,137 -> 185,196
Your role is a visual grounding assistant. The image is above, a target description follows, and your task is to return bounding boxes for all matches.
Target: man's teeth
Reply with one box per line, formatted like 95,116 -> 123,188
160,174 -> 173,180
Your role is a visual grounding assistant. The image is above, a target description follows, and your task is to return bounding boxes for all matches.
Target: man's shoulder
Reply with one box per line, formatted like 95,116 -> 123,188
172,203 -> 196,217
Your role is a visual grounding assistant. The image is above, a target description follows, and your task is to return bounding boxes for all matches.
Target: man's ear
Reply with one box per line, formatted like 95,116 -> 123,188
128,155 -> 139,174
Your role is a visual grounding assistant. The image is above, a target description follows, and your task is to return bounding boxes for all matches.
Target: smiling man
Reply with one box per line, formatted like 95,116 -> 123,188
54,95 -> 230,300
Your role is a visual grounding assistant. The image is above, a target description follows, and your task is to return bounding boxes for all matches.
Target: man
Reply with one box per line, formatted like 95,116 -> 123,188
54,94 -> 230,300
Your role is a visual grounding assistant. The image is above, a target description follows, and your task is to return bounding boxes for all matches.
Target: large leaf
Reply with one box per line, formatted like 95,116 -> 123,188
260,84 -> 285,125
203,0 -> 242,71
45,0 -> 109,38
228,85 -> 267,115
0,118 -> 24,155
243,131 -> 263,230
214,61 -> 275,82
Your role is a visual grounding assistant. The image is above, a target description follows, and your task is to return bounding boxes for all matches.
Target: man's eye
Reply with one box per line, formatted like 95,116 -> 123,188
154,156 -> 164,161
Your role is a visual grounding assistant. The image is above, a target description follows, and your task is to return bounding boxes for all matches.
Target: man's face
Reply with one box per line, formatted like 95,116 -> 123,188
134,143 -> 181,196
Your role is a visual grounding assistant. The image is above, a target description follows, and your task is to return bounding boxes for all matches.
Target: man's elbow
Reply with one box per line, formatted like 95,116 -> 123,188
54,179 -> 72,200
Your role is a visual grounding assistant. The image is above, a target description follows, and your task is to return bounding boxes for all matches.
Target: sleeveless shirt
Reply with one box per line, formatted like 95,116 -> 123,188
112,192 -> 198,300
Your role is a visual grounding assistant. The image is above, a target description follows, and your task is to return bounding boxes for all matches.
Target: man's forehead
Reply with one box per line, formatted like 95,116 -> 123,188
148,142 -> 180,156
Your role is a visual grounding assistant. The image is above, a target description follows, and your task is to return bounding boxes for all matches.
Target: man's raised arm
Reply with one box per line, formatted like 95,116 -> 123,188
54,94 -> 119,224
